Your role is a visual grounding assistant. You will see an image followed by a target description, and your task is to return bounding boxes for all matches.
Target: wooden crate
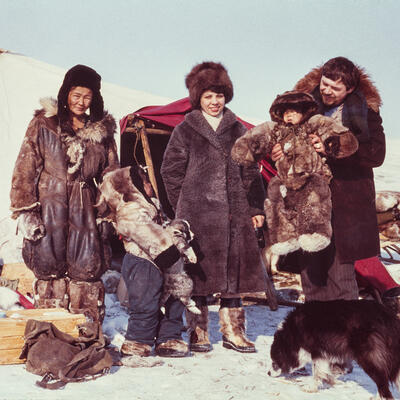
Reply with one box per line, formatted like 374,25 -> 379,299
1,263 -> 35,296
0,308 -> 86,365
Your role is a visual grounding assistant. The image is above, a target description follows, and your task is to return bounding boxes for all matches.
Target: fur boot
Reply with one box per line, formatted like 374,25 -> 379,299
186,305 -> 212,352
33,278 -> 69,309
120,340 -> 152,357
68,280 -> 105,322
219,307 -> 256,353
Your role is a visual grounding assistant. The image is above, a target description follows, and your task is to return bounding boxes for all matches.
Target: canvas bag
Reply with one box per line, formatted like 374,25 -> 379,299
20,319 -> 113,389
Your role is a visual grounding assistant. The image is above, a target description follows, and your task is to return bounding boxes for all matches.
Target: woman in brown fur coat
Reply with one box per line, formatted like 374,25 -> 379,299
161,62 -> 266,353
10,65 -> 119,321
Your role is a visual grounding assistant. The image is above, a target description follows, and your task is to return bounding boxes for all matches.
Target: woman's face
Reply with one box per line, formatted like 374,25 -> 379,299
200,90 -> 225,117
67,86 -> 93,117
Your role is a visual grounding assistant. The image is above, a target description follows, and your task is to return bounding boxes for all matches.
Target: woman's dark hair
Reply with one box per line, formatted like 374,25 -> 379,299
321,57 -> 359,90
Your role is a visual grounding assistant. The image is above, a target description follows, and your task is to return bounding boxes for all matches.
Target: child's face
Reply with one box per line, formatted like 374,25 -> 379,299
283,109 -> 303,125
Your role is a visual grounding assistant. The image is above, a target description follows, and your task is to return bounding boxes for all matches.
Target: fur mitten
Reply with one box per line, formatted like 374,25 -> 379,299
17,212 -> 45,241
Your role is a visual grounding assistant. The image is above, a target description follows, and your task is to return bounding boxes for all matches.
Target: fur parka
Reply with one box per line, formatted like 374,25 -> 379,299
161,108 -> 267,296
231,91 -> 359,256
294,67 -> 385,262
10,98 -> 119,281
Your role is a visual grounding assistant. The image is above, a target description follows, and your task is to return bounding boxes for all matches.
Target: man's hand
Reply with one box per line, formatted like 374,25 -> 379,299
310,134 -> 326,154
270,143 -> 283,162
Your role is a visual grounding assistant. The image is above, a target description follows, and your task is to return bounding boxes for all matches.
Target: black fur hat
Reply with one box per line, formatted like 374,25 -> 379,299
57,64 -> 104,123
269,91 -> 318,124
185,61 -> 233,109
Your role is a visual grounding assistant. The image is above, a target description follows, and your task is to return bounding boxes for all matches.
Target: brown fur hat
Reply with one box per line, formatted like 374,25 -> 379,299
269,91 -> 318,124
185,62 -> 233,108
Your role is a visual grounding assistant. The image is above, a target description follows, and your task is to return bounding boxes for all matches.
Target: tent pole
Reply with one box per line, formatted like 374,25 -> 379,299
137,120 -> 159,199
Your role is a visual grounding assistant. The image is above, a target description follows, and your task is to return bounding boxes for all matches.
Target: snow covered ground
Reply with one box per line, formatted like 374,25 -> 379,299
0,140 -> 399,399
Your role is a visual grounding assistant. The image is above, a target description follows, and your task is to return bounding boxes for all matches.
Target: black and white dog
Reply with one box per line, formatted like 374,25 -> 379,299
268,300 -> 400,399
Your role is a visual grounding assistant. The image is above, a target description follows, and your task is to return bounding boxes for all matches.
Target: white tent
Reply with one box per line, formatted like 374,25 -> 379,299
0,50 -> 171,263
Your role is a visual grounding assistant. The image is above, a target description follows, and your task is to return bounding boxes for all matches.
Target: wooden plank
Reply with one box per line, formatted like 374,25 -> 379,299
140,126 -> 159,199
1,263 -> 35,296
0,349 -> 25,365
0,336 -> 24,350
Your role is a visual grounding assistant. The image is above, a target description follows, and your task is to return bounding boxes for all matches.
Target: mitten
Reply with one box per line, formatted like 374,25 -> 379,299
17,212 -> 45,241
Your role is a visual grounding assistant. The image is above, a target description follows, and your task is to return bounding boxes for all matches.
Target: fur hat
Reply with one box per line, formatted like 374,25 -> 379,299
57,64 -> 104,123
269,91 -> 318,124
185,62 -> 233,108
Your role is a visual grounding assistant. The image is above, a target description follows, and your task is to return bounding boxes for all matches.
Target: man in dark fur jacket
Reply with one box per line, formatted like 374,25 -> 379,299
271,57 -> 385,301
10,65 -> 119,321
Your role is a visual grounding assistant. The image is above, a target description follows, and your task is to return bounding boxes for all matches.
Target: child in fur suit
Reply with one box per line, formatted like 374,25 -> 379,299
96,166 -> 198,357
232,91 -> 358,257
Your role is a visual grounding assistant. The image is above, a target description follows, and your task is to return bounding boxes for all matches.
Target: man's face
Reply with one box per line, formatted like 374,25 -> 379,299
319,75 -> 353,107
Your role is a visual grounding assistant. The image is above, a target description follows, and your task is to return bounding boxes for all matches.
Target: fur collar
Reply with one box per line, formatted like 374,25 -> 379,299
36,97 -> 116,143
184,108 -> 242,153
294,66 -> 382,113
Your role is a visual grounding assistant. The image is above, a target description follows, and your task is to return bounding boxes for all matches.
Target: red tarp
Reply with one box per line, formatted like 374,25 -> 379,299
119,97 -> 276,182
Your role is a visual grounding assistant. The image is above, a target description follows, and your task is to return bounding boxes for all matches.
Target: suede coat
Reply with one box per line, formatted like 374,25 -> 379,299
10,98 -> 119,281
161,108 -> 266,296
294,67 -> 386,263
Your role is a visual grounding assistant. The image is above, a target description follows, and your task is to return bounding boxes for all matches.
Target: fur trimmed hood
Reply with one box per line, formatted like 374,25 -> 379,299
294,65 -> 382,113
269,91 -> 318,124
36,97 -> 116,143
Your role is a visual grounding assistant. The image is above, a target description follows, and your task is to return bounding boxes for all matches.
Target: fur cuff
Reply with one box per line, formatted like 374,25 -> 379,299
154,246 -> 180,271
10,202 -> 41,219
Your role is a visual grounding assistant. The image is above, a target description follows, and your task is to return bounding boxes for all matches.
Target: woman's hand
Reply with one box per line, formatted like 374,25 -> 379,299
252,215 -> 265,228
270,143 -> 283,162
309,134 -> 326,154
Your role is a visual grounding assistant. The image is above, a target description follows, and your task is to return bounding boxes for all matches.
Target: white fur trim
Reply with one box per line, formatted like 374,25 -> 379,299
279,185 -> 287,198
0,287 -> 21,310
10,201 -> 40,213
270,238 -> 299,256
299,233 -> 330,252
40,97 -> 58,117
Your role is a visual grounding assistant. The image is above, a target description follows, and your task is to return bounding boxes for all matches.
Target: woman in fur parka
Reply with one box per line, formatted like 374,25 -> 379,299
10,65 -> 119,321
161,62 -> 267,354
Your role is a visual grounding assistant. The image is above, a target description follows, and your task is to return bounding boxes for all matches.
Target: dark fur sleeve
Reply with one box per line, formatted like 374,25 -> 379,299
160,126 -> 189,211
241,163 -> 266,216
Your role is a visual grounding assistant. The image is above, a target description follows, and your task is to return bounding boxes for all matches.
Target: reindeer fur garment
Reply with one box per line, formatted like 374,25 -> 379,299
96,167 -> 199,313
294,66 -> 385,263
10,98 -> 119,281
232,92 -> 358,256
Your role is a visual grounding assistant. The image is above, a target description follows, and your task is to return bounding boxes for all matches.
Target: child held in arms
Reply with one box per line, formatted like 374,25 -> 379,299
232,90 -> 358,257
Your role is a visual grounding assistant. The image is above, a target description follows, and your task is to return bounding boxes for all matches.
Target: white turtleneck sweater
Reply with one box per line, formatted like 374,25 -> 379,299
202,110 -> 223,132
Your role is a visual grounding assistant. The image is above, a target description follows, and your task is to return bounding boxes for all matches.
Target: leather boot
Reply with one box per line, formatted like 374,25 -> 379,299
219,307 -> 256,353
186,305 -> 212,352
121,339 -> 152,357
155,339 -> 189,358
33,277 -> 69,309
68,280 -> 105,323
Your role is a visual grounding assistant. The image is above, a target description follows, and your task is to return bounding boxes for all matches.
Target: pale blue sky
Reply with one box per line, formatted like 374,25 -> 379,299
1,0 -> 399,136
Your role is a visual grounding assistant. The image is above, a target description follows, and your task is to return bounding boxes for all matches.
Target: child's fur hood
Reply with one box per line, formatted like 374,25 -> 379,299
294,65 -> 382,113
269,91 -> 318,124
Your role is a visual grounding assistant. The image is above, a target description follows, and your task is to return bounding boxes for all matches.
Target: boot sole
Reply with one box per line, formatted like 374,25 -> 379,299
189,344 -> 212,353
222,340 -> 256,353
